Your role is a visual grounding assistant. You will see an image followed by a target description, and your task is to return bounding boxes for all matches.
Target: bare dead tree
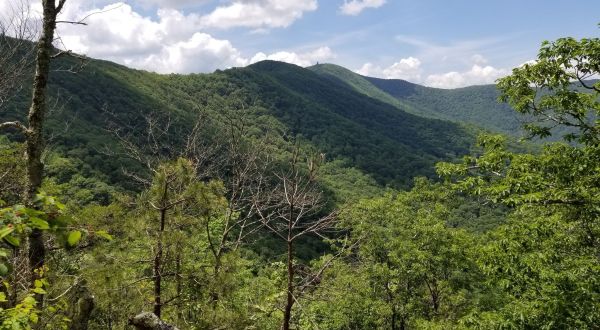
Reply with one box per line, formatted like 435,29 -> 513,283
252,149 -> 337,330
107,104 -> 271,268
204,105 -> 273,276
104,108 -> 221,185
0,1 -> 38,111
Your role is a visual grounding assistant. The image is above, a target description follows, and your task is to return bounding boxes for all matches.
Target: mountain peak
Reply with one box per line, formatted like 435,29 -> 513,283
247,60 -> 304,71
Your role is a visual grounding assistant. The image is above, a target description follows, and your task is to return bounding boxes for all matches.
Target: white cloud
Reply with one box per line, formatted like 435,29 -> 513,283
356,54 -> 510,88
137,33 -> 249,73
200,0 -> 317,29
52,2 -> 333,73
55,3 -> 240,72
356,56 -> 422,81
135,0 -> 211,9
250,46 -> 335,67
425,64 -> 509,88
0,0 -> 42,39
394,35 -> 508,69
340,0 -> 386,16
471,54 -> 488,65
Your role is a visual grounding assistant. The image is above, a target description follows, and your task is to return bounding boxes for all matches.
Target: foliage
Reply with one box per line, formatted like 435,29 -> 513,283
435,33 -> 600,329
303,179 -> 483,329
497,36 -> 600,144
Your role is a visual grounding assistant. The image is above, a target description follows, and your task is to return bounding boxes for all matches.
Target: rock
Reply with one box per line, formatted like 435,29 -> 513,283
129,312 -> 179,330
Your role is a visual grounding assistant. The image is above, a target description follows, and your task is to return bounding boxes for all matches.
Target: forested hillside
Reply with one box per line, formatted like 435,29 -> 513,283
310,63 -> 523,135
3,54 -> 479,193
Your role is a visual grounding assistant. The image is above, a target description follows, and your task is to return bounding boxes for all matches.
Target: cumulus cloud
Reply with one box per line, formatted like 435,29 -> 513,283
135,0 -> 211,9
471,54 -> 488,65
340,0 -> 386,16
137,33 -> 248,73
57,3 -> 204,71
425,64 -> 509,88
250,46 -> 335,67
200,0 -> 318,29
356,57 -> 422,81
356,55 -> 510,88
52,2 -> 332,73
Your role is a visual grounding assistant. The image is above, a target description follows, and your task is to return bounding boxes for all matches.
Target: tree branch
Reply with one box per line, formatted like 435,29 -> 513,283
55,0 -> 68,14
0,121 -> 28,134
54,20 -> 87,26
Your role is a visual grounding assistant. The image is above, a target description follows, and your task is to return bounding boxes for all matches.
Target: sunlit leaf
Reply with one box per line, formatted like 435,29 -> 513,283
67,230 -> 82,247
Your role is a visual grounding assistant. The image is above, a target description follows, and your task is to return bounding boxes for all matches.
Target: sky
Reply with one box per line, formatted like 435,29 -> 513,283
2,0 -> 600,88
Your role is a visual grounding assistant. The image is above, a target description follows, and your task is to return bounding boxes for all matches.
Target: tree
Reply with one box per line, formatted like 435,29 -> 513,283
436,31 -> 600,328
496,35 -> 600,145
141,158 -> 226,318
0,0 -> 69,296
0,1 -> 37,111
326,179 -> 478,330
252,150 -> 336,330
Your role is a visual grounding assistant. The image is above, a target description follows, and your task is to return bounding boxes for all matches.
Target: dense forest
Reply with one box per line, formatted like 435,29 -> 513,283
0,2 -> 599,329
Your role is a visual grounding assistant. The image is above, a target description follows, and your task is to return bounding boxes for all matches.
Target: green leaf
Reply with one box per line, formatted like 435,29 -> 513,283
29,217 -> 50,230
32,287 -> 46,295
4,235 -> 20,247
0,263 -> 8,276
0,226 -> 14,240
95,230 -> 113,241
67,230 -> 82,247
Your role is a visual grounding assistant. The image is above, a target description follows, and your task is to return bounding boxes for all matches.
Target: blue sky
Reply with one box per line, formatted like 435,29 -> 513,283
11,0 -> 599,87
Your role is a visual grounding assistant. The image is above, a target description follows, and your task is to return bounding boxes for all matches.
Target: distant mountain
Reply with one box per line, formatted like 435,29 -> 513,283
309,63 -> 524,136
3,57 -> 526,198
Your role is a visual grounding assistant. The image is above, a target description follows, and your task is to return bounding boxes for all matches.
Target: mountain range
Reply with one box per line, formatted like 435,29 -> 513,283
1,56 -> 528,199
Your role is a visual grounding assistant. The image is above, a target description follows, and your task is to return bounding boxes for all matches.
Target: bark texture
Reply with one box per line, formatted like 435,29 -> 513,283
68,281 -> 95,330
27,0 -> 64,295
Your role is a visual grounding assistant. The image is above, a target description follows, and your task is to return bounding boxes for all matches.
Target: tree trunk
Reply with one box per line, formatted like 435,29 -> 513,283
282,239 -> 294,330
68,281 -> 95,330
175,247 -> 182,323
426,279 -> 440,315
153,207 -> 166,318
27,0 -> 60,301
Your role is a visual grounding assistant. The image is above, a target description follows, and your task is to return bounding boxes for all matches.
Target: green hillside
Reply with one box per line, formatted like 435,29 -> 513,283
309,63 -> 524,135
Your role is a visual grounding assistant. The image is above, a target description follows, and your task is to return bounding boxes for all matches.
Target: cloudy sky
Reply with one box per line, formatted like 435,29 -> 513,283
3,0 -> 600,88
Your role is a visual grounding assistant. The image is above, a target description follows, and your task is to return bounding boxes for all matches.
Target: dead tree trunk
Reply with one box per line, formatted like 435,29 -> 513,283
282,238 -> 294,330
252,151 -> 336,330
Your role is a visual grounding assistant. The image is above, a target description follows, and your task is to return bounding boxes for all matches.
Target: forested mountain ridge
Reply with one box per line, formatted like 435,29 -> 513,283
309,63 -> 524,135
2,55 -> 483,195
